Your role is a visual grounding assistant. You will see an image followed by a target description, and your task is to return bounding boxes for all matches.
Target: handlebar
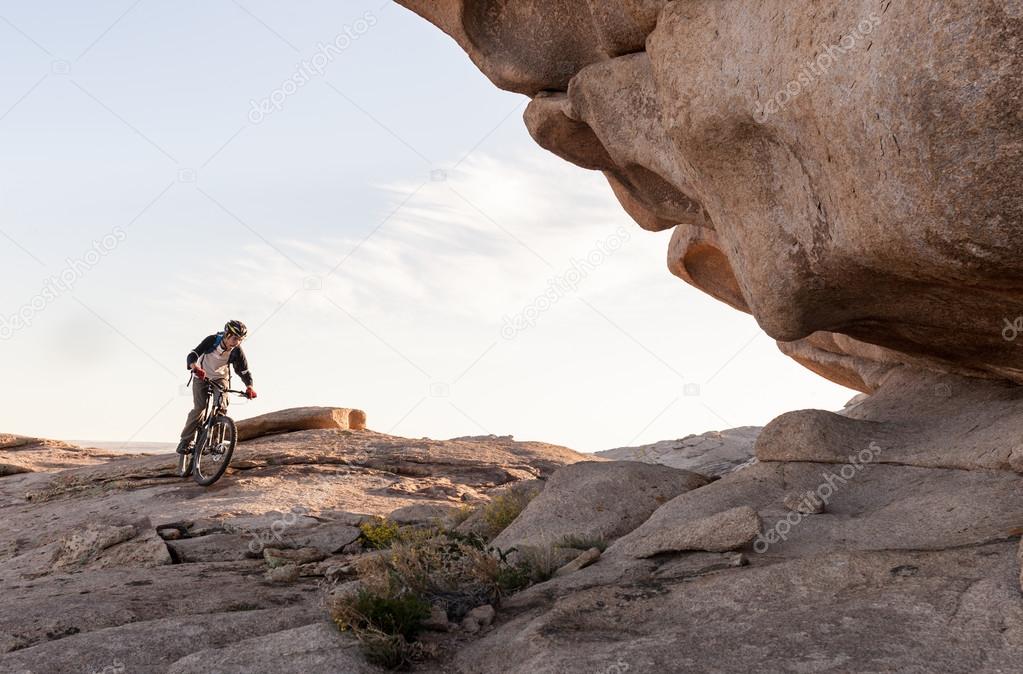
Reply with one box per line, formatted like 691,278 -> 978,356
201,378 -> 248,396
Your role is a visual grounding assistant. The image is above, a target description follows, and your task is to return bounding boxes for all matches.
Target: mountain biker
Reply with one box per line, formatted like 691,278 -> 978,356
176,320 -> 257,454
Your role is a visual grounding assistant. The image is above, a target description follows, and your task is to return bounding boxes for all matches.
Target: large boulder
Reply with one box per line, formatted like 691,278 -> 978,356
492,461 -> 709,551
236,407 -> 367,441
396,0 -> 1023,388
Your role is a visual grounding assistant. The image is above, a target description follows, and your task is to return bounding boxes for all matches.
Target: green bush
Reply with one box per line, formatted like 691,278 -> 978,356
512,543 -> 564,584
358,630 -> 424,671
358,517 -> 401,549
334,508 -> 552,667
334,590 -> 430,641
332,590 -> 430,670
447,504 -> 475,528
359,533 -> 505,619
477,488 -> 538,540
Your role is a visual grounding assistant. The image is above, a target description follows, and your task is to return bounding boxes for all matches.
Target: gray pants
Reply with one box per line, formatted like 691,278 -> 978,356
178,378 -> 228,442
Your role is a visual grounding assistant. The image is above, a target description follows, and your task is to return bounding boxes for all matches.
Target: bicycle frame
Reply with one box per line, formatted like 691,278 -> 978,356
186,378 -> 246,485
198,379 -> 246,429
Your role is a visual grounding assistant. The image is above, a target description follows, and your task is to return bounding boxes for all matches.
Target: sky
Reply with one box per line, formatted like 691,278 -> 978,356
0,0 -> 854,453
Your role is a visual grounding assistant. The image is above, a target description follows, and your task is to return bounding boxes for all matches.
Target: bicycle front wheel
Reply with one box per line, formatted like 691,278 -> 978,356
194,415 -> 236,486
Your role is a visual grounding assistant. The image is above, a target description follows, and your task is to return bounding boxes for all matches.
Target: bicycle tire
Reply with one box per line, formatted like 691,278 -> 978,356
193,415 -> 236,486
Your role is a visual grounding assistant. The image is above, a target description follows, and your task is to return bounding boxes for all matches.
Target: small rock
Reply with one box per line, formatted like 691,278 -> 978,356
554,546 -> 602,577
423,604 -> 450,632
326,580 -> 363,607
461,617 -> 480,634
890,564 -> 919,577
265,564 -> 300,583
290,522 -> 362,556
464,604 -> 495,628
157,528 -> 181,541
783,491 -> 826,514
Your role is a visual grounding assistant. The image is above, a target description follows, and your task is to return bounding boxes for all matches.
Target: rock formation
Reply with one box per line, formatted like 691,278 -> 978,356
383,2 -> 1023,671
5,3 -> 1023,671
395,0 -> 1023,391
235,406 -> 367,441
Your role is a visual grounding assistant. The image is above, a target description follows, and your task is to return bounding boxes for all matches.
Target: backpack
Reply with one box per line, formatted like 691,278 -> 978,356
187,332 -> 227,385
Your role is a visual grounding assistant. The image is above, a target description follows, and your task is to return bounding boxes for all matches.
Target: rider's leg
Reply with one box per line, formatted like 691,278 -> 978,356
176,380 -> 210,453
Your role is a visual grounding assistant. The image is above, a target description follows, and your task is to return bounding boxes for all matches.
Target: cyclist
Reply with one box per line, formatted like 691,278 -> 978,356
176,320 -> 257,454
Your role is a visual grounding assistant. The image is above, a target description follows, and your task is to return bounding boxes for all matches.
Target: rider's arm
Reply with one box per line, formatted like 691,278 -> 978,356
231,347 -> 254,387
186,335 -> 216,370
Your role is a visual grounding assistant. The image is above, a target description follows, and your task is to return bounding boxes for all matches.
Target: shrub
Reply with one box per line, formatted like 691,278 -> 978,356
333,589 -> 431,641
359,517 -> 401,549
447,504 -> 475,528
332,590 -> 430,670
334,506 -> 550,667
477,488 -> 538,540
512,543 -> 564,584
358,533 -> 508,620
358,630 -> 424,671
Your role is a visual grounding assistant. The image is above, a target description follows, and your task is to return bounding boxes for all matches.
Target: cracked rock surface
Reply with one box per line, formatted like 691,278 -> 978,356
0,425 -> 591,672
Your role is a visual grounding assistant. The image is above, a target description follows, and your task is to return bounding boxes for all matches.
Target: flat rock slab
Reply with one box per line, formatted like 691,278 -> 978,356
236,407 -> 367,441
454,542 -> 1023,673
0,434 -> 119,474
0,561 -> 317,652
0,605 -> 318,673
286,521 -> 362,555
166,533 -> 258,563
166,621 -> 376,674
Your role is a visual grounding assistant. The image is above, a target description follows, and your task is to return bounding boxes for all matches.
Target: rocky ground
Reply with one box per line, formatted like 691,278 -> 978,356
5,367 -> 1023,673
0,410 -> 593,673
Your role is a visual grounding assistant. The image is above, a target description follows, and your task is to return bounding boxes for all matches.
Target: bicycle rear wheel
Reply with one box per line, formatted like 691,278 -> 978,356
194,415 -> 236,486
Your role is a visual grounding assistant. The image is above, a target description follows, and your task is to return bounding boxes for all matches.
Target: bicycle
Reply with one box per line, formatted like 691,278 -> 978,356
177,378 -> 247,486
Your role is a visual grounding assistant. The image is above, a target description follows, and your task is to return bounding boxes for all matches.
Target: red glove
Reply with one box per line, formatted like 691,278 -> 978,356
192,366 -> 207,381
246,386 -> 257,400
